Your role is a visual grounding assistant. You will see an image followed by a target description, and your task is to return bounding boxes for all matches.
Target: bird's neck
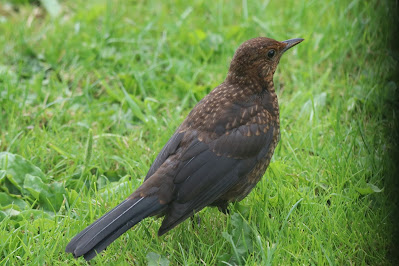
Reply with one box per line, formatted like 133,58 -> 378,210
224,74 -> 279,118
226,71 -> 273,94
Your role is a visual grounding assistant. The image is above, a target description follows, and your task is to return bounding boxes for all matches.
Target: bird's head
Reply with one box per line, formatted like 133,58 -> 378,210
227,37 -> 303,91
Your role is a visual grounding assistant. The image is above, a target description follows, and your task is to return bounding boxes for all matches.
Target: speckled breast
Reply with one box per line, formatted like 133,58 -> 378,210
219,126 -> 280,203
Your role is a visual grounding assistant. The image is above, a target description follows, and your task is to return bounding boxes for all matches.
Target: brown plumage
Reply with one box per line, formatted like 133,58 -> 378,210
65,37 -> 303,260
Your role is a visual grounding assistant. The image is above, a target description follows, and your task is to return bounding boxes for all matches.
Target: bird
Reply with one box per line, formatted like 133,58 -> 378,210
65,36 -> 303,261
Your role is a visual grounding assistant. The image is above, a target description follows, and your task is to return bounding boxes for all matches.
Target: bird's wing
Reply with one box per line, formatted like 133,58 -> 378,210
144,131 -> 184,181
158,121 -> 275,235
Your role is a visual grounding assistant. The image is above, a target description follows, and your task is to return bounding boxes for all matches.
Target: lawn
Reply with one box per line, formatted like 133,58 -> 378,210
0,0 -> 398,265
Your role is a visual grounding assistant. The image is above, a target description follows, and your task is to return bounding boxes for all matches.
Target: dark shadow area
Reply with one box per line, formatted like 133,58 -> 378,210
386,0 -> 399,263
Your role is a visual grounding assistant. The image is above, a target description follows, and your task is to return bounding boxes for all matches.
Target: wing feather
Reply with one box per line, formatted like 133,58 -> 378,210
157,125 -> 275,235
145,132 -> 184,181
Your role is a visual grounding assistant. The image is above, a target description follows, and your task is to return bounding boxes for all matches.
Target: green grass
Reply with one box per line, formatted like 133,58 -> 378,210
0,0 -> 398,264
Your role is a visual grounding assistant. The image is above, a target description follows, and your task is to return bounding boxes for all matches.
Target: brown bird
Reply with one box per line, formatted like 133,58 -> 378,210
65,37 -> 303,260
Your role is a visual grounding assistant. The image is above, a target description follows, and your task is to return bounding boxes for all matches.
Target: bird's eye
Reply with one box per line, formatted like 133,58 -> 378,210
267,49 -> 276,59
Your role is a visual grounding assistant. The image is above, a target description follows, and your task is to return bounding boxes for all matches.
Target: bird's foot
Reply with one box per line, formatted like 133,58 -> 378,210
217,203 -> 230,214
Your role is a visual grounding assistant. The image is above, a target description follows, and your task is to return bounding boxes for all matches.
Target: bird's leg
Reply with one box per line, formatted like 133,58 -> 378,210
217,202 -> 230,215
190,214 -> 201,228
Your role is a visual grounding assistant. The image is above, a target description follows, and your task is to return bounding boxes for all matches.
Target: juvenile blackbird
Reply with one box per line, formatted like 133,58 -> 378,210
66,37 -> 303,260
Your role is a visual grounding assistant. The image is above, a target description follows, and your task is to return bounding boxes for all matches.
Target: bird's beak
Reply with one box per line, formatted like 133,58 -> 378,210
281,38 -> 304,53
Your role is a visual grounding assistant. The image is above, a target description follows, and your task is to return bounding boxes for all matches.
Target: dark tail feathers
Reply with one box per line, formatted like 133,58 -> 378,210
65,196 -> 164,261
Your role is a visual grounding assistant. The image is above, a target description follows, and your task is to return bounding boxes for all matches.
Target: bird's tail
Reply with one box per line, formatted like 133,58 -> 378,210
65,196 -> 164,261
